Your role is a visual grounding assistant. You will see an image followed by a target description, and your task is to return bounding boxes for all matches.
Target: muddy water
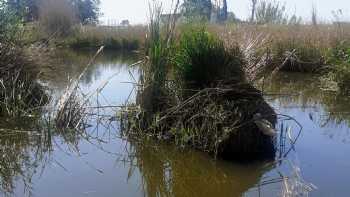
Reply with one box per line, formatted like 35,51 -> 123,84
0,50 -> 349,197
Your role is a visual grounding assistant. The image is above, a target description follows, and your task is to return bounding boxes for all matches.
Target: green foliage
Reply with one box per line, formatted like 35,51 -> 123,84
325,41 -> 350,93
6,0 -> 39,22
144,3 -> 173,90
174,27 -> 245,91
5,0 -> 100,24
181,0 -> 212,21
0,1 -> 22,42
71,0 -> 100,24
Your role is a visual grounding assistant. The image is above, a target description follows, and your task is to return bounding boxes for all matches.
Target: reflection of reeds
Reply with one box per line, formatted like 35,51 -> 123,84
0,128 -> 52,196
123,139 -> 273,197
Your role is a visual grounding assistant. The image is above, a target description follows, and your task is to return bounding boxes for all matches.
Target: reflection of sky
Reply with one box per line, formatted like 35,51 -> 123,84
261,73 -> 350,197
79,62 -> 139,106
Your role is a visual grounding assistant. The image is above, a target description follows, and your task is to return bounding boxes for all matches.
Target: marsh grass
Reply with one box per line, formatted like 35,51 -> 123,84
173,27 -> 246,92
65,25 -> 145,51
0,43 -> 49,118
214,24 -> 350,74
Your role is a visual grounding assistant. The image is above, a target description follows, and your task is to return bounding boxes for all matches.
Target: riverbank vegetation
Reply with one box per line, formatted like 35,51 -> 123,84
0,1 -> 49,118
1,0 -> 350,156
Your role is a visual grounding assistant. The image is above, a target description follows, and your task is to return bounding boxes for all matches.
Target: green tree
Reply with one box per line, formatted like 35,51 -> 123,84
182,0 -> 212,21
0,0 -> 21,42
6,0 -> 39,22
71,0 -> 100,24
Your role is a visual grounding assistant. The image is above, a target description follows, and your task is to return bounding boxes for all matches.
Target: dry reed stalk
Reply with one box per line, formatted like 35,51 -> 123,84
55,46 -> 104,130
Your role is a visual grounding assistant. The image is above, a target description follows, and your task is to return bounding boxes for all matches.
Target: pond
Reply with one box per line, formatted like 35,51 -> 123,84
1,49 -> 350,197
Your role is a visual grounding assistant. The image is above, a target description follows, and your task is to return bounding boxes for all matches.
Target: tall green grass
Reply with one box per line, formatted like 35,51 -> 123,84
174,27 -> 246,92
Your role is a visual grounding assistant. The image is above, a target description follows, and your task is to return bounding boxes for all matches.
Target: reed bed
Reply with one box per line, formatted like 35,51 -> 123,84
212,23 -> 350,75
65,25 -> 146,51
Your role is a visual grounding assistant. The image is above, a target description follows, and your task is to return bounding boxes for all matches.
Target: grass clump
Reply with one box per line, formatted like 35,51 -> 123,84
174,27 -> 246,91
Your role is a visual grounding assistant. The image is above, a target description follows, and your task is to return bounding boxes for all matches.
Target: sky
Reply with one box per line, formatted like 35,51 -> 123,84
100,0 -> 350,25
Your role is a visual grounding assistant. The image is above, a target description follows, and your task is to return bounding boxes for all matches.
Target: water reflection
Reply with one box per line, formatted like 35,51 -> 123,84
40,49 -> 139,89
264,73 -> 350,142
126,140 -> 273,197
2,51 -> 349,197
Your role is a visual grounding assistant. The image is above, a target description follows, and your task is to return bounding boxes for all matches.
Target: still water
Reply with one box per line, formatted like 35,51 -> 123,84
1,50 -> 350,197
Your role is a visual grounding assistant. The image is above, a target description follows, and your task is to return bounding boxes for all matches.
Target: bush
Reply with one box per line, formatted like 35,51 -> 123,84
174,27 -> 246,93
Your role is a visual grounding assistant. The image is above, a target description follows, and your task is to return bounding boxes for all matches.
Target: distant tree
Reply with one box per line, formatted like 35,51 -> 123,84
311,5 -> 318,26
6,0 -> 39,22
182,0 -> 212,21
0,0 -> 22,41
250,0 -> 257,22
5,0 -> 100,24
120,19 -> 130,26
217,0 -> 228,22
71,0 -> 100,24
255,0 -> 288,25
288,14 -> 302,25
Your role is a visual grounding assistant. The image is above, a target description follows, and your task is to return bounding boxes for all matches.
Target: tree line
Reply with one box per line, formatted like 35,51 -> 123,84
6,0 -> 100,24
182,0 -> 229,22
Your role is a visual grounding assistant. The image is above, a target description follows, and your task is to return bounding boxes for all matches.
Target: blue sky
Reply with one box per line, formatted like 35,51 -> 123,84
100,0 -> 350,24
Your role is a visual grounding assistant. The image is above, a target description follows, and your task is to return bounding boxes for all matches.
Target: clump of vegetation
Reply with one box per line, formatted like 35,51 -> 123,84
0,1 -> 49,118
174,28 -> 246,91
122,5 -> 277,160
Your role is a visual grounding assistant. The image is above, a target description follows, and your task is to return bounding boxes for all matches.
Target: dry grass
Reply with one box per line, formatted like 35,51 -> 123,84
210,23 -> 350,76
